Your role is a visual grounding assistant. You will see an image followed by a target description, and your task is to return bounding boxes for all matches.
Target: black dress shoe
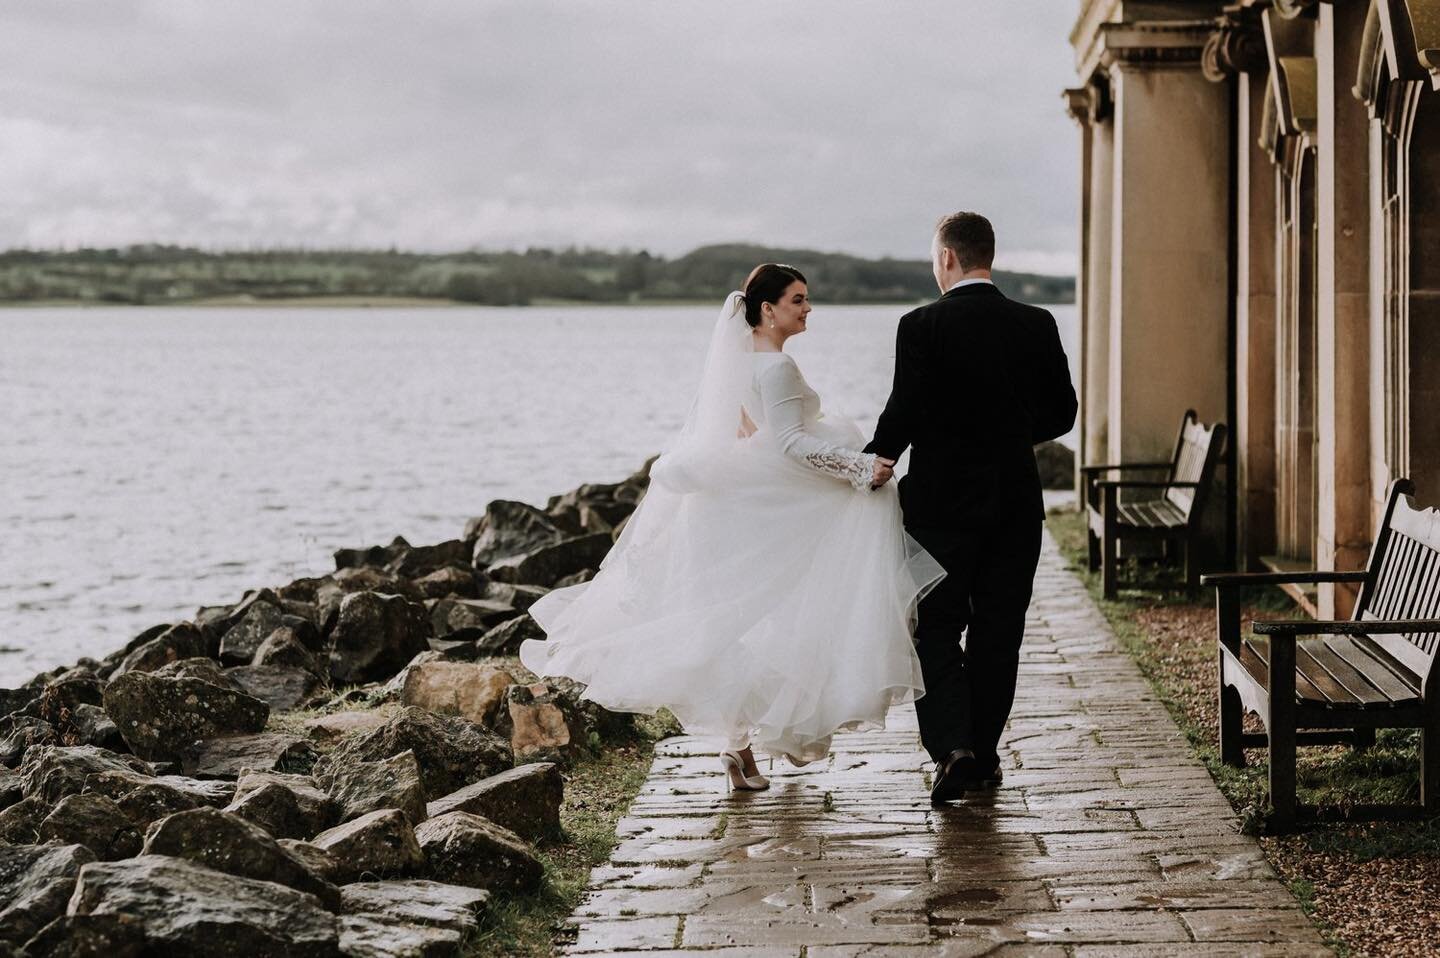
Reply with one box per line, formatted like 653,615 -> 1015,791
930,749 -> 975,804
979,762 -> 1003,787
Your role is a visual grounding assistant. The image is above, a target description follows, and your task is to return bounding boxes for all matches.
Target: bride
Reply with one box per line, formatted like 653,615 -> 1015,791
518,264 -> 943,790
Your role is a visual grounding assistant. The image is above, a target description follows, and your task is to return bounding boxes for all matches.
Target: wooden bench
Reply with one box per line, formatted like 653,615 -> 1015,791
1083,410 -> 1228,599
1202,479 -> 1440,829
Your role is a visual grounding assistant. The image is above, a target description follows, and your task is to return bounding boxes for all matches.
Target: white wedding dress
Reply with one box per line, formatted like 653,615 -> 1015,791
518,293 -> 944,762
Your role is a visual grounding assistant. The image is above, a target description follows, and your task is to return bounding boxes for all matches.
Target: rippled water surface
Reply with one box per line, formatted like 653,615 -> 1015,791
0,302 -> 1077,684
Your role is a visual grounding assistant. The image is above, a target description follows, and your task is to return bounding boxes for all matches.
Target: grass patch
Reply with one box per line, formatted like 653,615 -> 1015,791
467,709 -> 681,956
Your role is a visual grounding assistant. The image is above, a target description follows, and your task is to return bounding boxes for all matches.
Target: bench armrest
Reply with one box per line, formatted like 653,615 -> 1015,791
1092,480 -> 1201,490
1080,462 -> 1171,474
1252,618 -> 1440,636
1201,570 -> 1368,588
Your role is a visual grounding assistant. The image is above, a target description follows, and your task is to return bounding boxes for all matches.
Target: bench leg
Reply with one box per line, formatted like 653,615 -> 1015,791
1219,680 -> 1246,767
1087,526 -> 1100,572
1351,728 -> 1375,753
1101,532 -> 1117,600
1267,638 -> 1297,832
1183,539 -> 1199,596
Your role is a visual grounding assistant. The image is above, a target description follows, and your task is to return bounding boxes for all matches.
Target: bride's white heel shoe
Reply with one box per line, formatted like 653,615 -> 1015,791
720,750 -> 769,791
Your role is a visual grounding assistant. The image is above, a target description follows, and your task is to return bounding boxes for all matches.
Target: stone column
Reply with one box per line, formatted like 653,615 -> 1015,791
1315,2 -> 1373,616
1106,36 -> 1232,463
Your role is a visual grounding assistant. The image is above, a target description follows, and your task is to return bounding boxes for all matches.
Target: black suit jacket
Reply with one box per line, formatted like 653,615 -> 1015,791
865,283 -> 1077,529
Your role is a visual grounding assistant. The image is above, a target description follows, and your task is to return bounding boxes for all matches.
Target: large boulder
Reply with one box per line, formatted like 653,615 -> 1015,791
336,916 -> 463,958
475,614 -> 544,656
399,662 -> 514,726
329,592 -> 431,685
479,581 -> 549,612
315,749 -> 426,825
36,674 -> 105,727
0,766 -> 19,810
310,809 -> 423,883
338,881 -> 489,958
278,839 -> 343,884
0,796 -> 47,844
113,623 -> 207,676
218,600 -> 287,666
226,664 -> 323,712
0,843 -> 97,948
102,672 -> 269,762
302,710 -> 390,744
386,540 -> 470,580
152,657 -> 244,690
180,732 -> 317,779
225,770 -> 338,839
16,913 -> 147,956
486,532 -> 614,587
18,746 -> 152,802
66,855 -> 342,956
312,707 -> 511,802
504,683 -> 590,765
426,762 -> 562,843
37,794 -> 142,860
66,704 -> 124,751
413,811 -> 543,893
111,781 -> 202,829
0,688 -> 40,721
141,806 -> 341,909
468,500 -> 569,567
433,599 -> 517,638
83,769 -> 235,807
252,627 -> 322,674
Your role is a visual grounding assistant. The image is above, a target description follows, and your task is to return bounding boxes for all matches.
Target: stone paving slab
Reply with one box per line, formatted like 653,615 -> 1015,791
562,533 -> 1330,955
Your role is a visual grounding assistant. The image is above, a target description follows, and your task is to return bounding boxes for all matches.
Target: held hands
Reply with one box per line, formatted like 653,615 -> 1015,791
871,457 -> 896,490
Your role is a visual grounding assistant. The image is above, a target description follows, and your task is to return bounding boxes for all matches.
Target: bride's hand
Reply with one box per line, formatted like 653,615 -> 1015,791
871,457 -> 895,489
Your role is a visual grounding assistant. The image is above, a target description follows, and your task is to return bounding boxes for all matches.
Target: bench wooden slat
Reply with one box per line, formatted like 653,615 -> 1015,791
1345,637 -> 1424,700
1241,638 -> 1355,706
1304,639 -> 1404,706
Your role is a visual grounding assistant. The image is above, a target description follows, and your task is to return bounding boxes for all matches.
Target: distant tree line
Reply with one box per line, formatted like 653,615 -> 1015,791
0,243 -> 1075,306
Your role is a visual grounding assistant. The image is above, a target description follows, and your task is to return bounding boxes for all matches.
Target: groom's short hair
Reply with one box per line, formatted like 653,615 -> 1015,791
935,212 -> 995,271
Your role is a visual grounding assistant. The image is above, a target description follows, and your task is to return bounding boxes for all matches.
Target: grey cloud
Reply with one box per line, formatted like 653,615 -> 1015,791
0,1 -> 1080,271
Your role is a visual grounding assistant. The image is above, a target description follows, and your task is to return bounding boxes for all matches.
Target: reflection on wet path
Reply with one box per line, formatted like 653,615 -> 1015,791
564,532 -> 1328,955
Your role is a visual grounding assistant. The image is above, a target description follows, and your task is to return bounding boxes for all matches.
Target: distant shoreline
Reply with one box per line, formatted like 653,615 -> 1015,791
0,294 -> 965,309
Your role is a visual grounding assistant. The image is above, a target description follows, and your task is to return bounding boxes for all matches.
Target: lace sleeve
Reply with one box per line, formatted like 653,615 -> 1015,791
757,356 -> 877,492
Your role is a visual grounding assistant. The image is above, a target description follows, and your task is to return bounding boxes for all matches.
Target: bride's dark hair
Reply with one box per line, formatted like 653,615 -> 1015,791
740,263 -> 807,328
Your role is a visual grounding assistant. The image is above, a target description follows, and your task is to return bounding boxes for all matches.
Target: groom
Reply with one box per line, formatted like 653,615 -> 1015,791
867,211 -> 1077,803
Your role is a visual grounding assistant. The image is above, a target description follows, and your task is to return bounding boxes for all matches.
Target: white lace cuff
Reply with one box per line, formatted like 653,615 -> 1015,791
802,449 -> 877,492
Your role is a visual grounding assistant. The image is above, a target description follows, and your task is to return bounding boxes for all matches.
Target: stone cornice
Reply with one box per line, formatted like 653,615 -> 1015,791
1062,79 -> 1114,126
1100,19 -> 1218,70
1203,5 -> 1270,80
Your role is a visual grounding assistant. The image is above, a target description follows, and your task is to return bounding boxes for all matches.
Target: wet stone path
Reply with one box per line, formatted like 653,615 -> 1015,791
564,532 -> 1329,956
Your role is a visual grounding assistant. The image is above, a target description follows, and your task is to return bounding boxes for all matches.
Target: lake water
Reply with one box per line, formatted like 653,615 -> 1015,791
0,302 -> 1077,685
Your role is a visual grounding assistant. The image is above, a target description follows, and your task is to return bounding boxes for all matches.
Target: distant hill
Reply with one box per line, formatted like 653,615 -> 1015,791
0,243 -> 1074,307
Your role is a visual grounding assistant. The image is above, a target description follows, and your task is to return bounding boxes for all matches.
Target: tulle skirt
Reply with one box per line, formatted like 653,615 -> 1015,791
518,418 -> 944,762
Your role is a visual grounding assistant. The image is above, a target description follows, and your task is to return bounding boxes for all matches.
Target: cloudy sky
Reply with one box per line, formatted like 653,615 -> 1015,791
0,2 -> 1082,273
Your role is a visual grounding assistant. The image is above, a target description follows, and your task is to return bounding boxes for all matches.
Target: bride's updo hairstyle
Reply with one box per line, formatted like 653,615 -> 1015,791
740,263 -> 807,328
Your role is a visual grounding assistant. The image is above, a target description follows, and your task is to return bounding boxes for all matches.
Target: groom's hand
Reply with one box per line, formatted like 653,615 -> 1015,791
871,457 -> 895,489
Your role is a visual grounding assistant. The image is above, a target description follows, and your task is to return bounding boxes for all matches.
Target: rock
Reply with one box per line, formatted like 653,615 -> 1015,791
312,706 -> 512,802
180,733 -> 317,779
399,662 -> 514,726
1035,439 -> 1077,490
479,581 -> 549,611
475,614 -> 545,656
226,664 -> 323,712
331,567 -> 424,603
277,576 -> 329,603
142,806 -> 341,909
386,541 -> 470,579
66,704 -> 123,751
218,600 -> 287,665
339,880 -> 489,933
37,674 -> 105,727
0,766 -> 19,810
67,855 -> 341,956
301,710 -> 390,743
17,913 -> 148,956
37,794 -> 142,860
505,683 -> 590,764
153,656 -> 244,691
281,614 -> 327,652
337,916 -> 463,958
486,532 -> 613,587
413,811 -> 542,893
0,843 -> 97,948
18,746 -> 152,802
0,715 -> 57,768
115,623 -> 172,658
113,623 -> 207,676
425,636 -> 483,661
111,781 -> 201,829
0,796 -> 47,844
412,566 -> 479,600
329,592 -> 431,685
102,671 -> 269,762
334,536 -> 410,571
315,749 -> 426,825
468,500 -> 570,568
310,809 -> 423,882
439,599 -> 517,636
277,839 -> 343,884
552,568 -> 595,588
0,688 -> 39,720
426,762 -> 562,843
379,652 -> 444,699
83,769 -> 235,807
226,770 -> 337,839
252,627 -> 322,674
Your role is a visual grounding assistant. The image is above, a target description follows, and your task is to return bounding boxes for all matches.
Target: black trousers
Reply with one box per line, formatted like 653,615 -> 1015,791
908,516 -> 1043,766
